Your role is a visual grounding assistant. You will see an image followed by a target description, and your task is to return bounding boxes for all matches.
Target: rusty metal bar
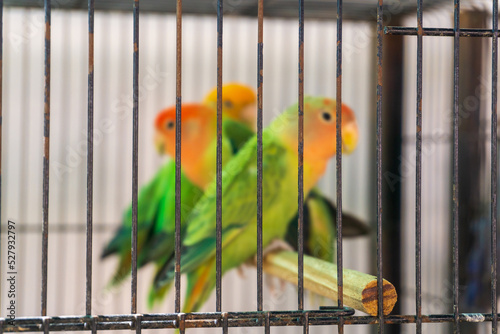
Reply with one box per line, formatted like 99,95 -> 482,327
90,317 -> 96,334
335,2 -> 344,333
135,315 -> 142,334
452,0 -> 460,333
256,0 -> 264,313
9,311 -> 500,332
42,318 -> 49,334
131,0 -> 139,315
86,0 -> 95,317
492,0 -> 498,333
215,0 -> 223,313
41,0 -> 51,318
415,0 -> 423,333
0,0 -> 3,266
174,0 -> 182,314
303,311 -> 309,334
385,27 -> 500,37
222,313 -> 228,334
297,0 -> 305,311
376,0 -> 384,333
178,313 -> 186,334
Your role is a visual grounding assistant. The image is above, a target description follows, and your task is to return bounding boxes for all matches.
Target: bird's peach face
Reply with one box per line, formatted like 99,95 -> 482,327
154,108 -> 177,157
154,104 -> 215,160
282,99 -> 358,161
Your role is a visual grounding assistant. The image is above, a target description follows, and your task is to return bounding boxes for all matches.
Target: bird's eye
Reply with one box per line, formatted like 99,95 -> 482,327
224,100 -> 234,109
321,111 -> 332,122
166,121 -> 175,130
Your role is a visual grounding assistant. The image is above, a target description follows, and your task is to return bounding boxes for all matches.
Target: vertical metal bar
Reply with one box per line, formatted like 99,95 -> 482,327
376,0 -> 384,332
297,0 -> 305,311
178,314 -> 186,334
491,0 -> 498,333
86,0 -> 95,317
42,318 -> 49,334
303,312 -> 309,334
135,315 -> 142,334
335,3 -> 344,333
256,0 -> 264,313
415,0 -> 423,333
41,0 -> 51,318
131,0 -> 139,315
222,313 -> 228,334
265,312 -> 270,334
215,0 -> 223,313
90,316 -> 97,334
0,0 -> 3,258
174,0 -> 182,315
452,0 -> 460,333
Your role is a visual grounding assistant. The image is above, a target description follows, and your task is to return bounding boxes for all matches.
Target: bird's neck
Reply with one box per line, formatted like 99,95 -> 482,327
181,147 -> 215,190
303,156 -> 328,192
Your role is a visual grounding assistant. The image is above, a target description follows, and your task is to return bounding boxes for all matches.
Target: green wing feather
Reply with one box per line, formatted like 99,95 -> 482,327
103,162 -> 178,286
102,161 -> 204,287
101,162 -> 174,259
285,188 -> 370,263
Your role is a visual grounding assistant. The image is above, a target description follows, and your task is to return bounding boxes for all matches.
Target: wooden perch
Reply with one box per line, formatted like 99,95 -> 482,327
262,251 -> 397,316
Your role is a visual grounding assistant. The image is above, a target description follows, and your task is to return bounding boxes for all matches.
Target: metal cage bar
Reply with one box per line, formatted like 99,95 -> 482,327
11,310 -> 500,332
297,0 -> 305,312
41,0 -> 51,318
335,0 -> 344,333
131,0 -> 140,315
85,0 -> 95,318
174,0 -> 183,315
452,0 -> 460,333
386,27 -> 500,37
0,0 -> 3,285
256,0 -> 264,314
415,0 -> 423,333
375,0 -> 384,333
492,1 -> 499,333
215,0 -> 223,313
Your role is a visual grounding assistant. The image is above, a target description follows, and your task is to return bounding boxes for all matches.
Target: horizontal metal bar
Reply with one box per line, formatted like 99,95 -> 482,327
2,0 -> 449,21
2,312 -> 499,332
0,223 -> 116,233
385,27 -> 500,37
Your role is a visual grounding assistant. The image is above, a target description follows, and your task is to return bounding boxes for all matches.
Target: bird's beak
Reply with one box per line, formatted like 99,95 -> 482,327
155,133 -> 166,155
341,122 -> 359,155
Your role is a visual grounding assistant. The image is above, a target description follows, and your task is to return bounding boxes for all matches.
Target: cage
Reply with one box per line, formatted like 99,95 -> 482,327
0,0 -> 498,334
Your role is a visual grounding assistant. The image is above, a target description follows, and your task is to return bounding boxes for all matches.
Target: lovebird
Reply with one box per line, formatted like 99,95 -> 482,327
153,96 -> 359,312
101,83 -> 257,298
154,99 -> 366,265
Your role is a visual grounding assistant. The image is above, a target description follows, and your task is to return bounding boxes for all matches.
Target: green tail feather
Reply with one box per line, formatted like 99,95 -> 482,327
183,260 -> 216,313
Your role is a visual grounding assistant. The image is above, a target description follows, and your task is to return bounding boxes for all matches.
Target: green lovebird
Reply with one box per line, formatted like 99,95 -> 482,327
153,96 -> 359,312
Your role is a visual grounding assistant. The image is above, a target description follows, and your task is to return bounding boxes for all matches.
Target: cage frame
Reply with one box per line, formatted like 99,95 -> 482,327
0,0 -> 499,333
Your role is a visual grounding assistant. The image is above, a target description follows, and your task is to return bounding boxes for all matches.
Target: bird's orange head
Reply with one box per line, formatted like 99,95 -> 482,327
203,83 -> 257,130
154,103 -> 215,161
